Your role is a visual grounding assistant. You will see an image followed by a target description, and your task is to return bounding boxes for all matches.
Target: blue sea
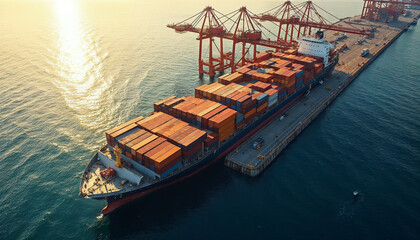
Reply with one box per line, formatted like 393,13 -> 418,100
0,0 -> 419,239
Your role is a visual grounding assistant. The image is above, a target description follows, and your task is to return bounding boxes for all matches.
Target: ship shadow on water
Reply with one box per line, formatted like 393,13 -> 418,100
92,160 -> 233,239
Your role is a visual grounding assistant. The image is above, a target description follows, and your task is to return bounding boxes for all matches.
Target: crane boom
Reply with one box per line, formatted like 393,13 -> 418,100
254,1 -> 373,43
167,6 -> 293,77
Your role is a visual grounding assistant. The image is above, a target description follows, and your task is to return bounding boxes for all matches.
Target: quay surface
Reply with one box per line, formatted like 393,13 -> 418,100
225,12 -> 419,176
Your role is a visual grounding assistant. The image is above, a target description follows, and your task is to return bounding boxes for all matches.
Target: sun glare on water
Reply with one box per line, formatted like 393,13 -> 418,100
51,0 -> 112,129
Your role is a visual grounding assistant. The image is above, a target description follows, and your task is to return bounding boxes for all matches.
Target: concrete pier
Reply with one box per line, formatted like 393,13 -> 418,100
225,12 -> 419,176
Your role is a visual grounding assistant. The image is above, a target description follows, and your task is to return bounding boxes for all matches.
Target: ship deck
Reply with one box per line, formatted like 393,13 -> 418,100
81,161 -> 125,196
225,12 -> 419,176
80,151 -> 148,198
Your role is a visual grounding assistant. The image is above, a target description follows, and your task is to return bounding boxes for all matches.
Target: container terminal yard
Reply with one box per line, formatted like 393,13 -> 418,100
79,1 -> 420,214
226,10 -> 420,176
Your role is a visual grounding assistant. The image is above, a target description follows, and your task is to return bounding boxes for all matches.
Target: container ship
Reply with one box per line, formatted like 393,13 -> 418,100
79,32 -> 339,215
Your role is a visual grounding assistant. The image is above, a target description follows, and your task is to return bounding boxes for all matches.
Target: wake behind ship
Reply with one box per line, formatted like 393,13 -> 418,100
79,33 -> 339,215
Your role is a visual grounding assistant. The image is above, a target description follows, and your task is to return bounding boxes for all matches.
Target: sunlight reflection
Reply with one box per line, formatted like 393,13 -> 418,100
52,0 -> 111,129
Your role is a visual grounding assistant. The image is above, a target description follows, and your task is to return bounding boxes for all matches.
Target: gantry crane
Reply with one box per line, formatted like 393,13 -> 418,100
225,7 -> 292,72
167,7 -> 229,78
362,0 -> 420,22
254,1 -> 373,43
167,6 -> 292,77
255,1 -> 304,43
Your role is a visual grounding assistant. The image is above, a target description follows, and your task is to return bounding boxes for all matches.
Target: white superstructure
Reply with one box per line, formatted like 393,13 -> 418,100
297,36 -> 335,66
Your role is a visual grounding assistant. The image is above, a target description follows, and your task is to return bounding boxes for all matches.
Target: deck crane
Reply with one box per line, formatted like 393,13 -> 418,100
361,0 -> 420,22
167,6 -> 291,78
254,1 -> 373,44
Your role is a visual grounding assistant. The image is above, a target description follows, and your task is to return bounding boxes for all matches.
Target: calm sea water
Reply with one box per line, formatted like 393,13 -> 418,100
0,0 -> 419,239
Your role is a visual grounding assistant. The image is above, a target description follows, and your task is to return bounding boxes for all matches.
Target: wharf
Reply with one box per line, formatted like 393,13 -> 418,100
225,12 -> 419,177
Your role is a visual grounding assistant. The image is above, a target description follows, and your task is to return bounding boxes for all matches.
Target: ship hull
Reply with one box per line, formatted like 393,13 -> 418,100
99,59 -> 338,215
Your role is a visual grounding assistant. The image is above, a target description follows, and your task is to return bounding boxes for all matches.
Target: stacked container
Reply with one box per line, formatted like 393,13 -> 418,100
105,115 -> 145,147
105,117 -> 184,177
244,71 -> 273,83
204,132 -> 219,151
314,63 -> 324,75
277,86 -> 287,102
249,82 -> 271,92
103,50 -> 329,176
196,83 -> 250,106
284,49 -> 298,55
165,96 -> 224,127
201,105 -> 228,129
255,50 -> 272,62
258,59 -> 277,68
267,58 -> 293,70
144,141 -> 182,177
273,68 -> 297,94
120,129 -> 154,158
208,108 -> 237,142
135,137 -> 167,165
235,63 -> 258,78
235,113 -> 244,129
235,66 -> 252,75
153,96 -> 185,114
137,112 -> 207,162
218,72 -> 244,85
154,96 -> 175,112
265,89 -> 279,108
253,92 -> 268,115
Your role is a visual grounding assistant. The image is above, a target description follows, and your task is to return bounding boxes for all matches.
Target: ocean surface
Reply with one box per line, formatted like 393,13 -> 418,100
0,0 -> 419,239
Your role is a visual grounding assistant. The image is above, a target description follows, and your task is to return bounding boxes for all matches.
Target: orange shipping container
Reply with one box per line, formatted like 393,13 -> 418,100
152,146 -> 182,169
125,131 -> 153,151
136,137 -> 167,160
150,118 -> 179,134
141,114 -> 173,132
178,129 -> 206,148
108,123 -> 138,145
172,126 -> 198,144
197,103 -> 220,122
105,116 -> 145,141
206,84 -> 225,97
162,98 -> 184,109
137,112 -> 164,126
154,96 -> 176,112
209,109 -> 237,129
144,141 -> 171,163
160,122 -> 189,139
117,129 -> 148,150
149,142 -> 177,162
130,135 -> 158,156
257,102 -> 268,112
244,108 -> 257,118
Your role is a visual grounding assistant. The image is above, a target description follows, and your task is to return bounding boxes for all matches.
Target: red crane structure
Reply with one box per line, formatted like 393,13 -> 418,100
167,6 -> 291,78
255,1 -> 373,43
361,0 -> 420,22
255,1 -> 306,43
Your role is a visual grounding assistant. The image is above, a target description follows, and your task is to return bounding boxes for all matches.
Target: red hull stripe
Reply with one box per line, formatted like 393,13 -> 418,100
102,93 -> 303,215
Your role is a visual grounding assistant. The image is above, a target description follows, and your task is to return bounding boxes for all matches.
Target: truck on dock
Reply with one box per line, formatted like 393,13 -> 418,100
361,48 -> 370,57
